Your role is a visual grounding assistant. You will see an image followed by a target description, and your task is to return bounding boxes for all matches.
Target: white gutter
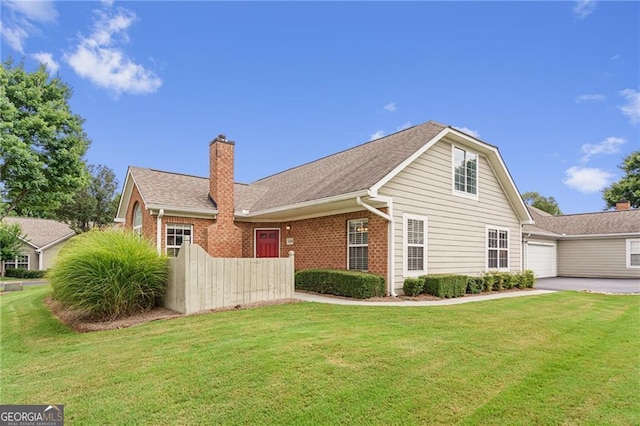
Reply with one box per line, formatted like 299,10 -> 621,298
156,208 -> 164,254
356,195 -> 397,297
147,204 -> 218,217
37,232 -> 76,252
243,190 -> 369,218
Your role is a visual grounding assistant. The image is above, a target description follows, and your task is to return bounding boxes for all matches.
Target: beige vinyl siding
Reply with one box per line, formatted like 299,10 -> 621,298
558,238 -> 640,278
380,137 -> 522,291
41,240 -> 69,270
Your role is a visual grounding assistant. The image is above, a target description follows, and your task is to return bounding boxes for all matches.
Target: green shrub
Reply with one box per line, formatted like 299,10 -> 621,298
422,274 -> 467,298
5,268 -> 46,279
482,272 -> 496,292
515,270 -> 536,288
295,269 -> 386,299
48,230 -> 170,320
466,276 -> 483,294
403,277 -> 424,296
501,272 -> 515,289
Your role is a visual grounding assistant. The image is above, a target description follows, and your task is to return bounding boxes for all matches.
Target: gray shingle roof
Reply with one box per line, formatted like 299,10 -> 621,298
525,205 -> 640,236
128,121 -> 447,214
3,217 -> 75,249
247,121 -> 446,211
130,167 -> 214,211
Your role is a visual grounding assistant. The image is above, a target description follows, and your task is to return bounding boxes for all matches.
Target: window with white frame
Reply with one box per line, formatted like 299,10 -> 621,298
348,219 -> 368,271
453,146 -> 478,196
627,239 -> 640,268
404,214 -> 427,276
4,255 -> 29,271
133,203 -> 142,235
487,226 -> 509,270
166,224 -> 192,257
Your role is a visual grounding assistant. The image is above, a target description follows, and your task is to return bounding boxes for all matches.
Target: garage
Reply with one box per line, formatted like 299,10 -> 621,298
526,242 -> 557,278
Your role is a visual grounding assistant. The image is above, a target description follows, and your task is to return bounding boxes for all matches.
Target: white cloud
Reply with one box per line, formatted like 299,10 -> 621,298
370,130 -> 385,141
573,0 -> 596,19
64,6 -> 162,95
580,136 -> 625,163
0,0 -> 58,52
397,122 -> 412,131
453,126 -> 481,139
619,89 -> 640,125
575,94 -> 605,103
563,166 -> 613,193
384,102 -> 397,112
610,54 -> 620,61
31,52 -> 59,74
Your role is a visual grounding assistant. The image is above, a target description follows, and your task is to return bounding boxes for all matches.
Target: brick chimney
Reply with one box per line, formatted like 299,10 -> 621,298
209,134 -> 235,224
615,200 -> 631,211
207,134 -> 243,257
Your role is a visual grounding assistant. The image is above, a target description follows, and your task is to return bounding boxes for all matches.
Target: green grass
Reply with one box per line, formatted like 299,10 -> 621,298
1,286 -> 639,425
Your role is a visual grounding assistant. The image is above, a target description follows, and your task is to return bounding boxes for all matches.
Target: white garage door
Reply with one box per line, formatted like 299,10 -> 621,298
527,243 -> 557,278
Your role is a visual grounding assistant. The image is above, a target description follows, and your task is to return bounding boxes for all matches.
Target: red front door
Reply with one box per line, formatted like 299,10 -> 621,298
256,230 -> 280,258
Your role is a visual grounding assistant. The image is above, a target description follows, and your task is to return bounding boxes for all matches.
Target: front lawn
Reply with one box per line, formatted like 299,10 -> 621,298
1,286 -> 638,425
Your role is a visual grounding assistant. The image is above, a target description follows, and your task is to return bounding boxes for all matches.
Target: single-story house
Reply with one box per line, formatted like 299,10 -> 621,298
2,217 -> 76,273
116,120 -> 534,296
523,202 -> 640,279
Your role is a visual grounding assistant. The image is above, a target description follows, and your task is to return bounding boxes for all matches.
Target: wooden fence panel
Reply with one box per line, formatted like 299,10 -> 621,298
164,243 -> 295,314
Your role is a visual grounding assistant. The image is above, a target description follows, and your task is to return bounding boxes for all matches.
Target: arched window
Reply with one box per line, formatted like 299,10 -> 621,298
133,203 -> 142,235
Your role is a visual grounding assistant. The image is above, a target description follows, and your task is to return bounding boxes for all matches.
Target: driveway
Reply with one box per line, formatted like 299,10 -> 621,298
534,277 -> 640,294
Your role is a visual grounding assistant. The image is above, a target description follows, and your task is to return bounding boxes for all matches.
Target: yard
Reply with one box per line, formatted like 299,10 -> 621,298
1,285 -> 638,425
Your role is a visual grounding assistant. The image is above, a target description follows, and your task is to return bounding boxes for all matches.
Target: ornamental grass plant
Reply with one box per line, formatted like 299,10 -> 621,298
48,230 -> 169,320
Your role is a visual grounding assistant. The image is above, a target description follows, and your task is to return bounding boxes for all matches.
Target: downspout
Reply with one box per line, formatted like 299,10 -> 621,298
36,249 -> 43,270
156,209 -> 164,255
356,196 -> 397,297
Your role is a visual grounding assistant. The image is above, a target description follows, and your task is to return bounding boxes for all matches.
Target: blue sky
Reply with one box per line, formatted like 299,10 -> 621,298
1,0 -> 638,214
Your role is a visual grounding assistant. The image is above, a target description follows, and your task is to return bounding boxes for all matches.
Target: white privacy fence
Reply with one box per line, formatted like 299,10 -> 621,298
164,243 -> 295,315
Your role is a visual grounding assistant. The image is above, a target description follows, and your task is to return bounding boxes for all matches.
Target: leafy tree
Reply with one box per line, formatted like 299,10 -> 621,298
0,222 -> 23,277
522,191 -> 562,215
0,60 -> 90,219
603,150 -> 640,209
56,164 -> 120,233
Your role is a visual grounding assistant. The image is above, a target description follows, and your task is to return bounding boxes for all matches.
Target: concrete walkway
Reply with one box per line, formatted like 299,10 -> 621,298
294,289 -> 555,306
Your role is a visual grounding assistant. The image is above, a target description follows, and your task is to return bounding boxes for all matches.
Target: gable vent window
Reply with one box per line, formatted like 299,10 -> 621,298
453,146 -> 478,196
348,219 -> 368,271
133,203 -> 143,236
166,224 -> 192,257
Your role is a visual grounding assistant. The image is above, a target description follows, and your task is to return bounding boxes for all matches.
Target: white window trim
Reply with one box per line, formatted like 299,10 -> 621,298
165,223 -> 193,257
347,218 -> 369,271
626,238 -> 640,268
451,145 -> 479,200
253,228 -> 281,258
403,213 -> 428,277
486,225 -> 510,271
4,254 -> 29,271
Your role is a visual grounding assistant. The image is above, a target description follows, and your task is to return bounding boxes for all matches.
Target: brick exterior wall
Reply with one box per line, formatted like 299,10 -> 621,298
125,185 -> 388,282
237,209 -> 388,280
125,184 -> 156,244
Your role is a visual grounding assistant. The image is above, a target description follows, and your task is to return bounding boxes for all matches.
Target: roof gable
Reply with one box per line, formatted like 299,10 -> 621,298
3,217 -> 75,249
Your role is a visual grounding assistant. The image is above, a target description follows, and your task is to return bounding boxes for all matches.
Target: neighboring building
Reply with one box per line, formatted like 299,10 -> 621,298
523,202 -> 640,279
2,217 -> 76,272
116,120 -> 532,295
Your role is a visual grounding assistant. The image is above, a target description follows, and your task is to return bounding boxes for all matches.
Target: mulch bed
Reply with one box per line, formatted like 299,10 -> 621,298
45,297 -> 303,333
